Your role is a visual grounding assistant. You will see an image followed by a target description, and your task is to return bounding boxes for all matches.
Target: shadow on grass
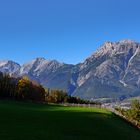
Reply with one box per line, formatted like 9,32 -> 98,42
0,100 -> 140,140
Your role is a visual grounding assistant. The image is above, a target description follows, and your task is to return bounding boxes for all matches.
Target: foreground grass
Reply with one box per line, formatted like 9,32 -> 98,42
0,101 -> 139,140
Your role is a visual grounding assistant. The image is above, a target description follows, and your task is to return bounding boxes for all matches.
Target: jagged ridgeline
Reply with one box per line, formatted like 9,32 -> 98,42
1,40 -> 140,100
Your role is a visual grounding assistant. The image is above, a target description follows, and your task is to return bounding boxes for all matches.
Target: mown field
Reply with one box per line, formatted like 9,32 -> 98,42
0,101 -> 139,140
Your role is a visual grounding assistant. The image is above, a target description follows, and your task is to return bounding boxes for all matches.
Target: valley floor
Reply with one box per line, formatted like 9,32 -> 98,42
0,100 -> 139,140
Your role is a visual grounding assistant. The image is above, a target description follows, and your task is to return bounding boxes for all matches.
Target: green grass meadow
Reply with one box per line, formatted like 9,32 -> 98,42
0,100 -> 139,140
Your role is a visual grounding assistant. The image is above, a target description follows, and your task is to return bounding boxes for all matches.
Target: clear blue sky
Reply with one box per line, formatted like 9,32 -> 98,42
0,0 -> 140,64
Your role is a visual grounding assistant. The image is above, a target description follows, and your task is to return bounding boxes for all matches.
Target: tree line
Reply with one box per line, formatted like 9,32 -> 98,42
0,72 -> 45,101
115,100 -> 140,128
0,72 -> 95,104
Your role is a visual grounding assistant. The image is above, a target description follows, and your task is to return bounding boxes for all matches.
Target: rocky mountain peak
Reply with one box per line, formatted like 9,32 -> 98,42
0,60 -> 9,67
20,58 -> 64,76
91,40 -> 139,59
0,60 -> 21,75
35,57 -> 46,62
119,39 -> 137,44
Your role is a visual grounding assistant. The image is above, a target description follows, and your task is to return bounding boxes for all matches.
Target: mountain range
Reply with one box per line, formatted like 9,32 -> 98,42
1,39 -> 140,100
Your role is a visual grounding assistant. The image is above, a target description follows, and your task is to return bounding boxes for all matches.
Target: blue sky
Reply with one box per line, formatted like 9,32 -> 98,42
0,0 -> 140,64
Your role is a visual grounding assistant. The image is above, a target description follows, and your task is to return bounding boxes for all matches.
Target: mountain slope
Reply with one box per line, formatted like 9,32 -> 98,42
71,40 -> 140,99
20,58 -> 74,91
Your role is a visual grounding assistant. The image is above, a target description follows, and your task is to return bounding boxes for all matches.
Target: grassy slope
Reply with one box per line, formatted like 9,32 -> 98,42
0,101 -> 139,140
